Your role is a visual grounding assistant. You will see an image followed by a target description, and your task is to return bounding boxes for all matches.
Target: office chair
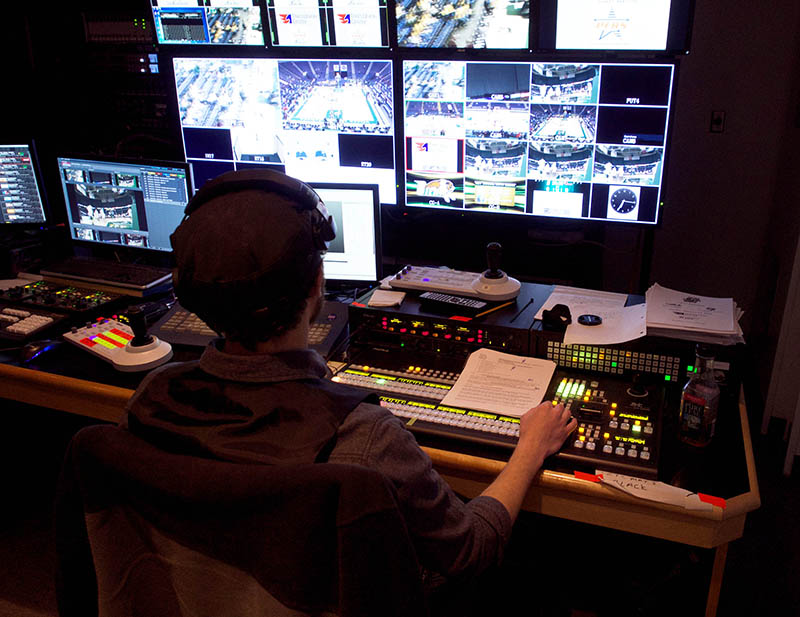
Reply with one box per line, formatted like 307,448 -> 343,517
55,424 -> 427,617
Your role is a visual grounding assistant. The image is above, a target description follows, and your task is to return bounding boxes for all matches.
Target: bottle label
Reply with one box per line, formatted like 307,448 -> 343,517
681,393 -> 707,430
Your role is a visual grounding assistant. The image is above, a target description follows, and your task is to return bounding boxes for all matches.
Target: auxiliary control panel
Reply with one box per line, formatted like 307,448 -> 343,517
546,369 -> 663,478
348,282 -> 553,358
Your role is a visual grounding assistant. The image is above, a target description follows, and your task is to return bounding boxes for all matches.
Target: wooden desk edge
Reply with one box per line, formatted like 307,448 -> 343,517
1,364 -> 761,526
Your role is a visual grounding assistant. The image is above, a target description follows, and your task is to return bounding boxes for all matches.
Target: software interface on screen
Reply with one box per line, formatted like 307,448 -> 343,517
403,60 -> 674,224
312,184 -> 380,282
151,0 -> 265,45
0,144 -> 47,225
57,158 -> 190,252
267,0 -> 389,47
173,57 -> 396,204
397,0 -> 529,48
555,0 -> 672,50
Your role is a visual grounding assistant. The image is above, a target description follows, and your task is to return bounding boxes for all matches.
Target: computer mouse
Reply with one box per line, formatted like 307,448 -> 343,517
20,339 -> 63,363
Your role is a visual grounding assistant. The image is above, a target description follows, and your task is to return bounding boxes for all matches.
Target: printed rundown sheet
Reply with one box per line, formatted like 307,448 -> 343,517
441,349 -> 557,417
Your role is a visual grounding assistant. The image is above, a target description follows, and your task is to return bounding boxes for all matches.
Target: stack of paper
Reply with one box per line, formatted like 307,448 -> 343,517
645,284 -> 744,345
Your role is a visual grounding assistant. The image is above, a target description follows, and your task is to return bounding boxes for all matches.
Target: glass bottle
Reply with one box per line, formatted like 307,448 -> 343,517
679,345 -> 720,447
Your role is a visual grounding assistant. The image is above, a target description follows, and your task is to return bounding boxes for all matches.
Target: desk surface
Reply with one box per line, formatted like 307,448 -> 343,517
0,350 -> 760,550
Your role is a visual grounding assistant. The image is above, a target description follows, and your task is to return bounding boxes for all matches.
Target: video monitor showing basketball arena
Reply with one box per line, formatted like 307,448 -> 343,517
173,57 -> 396,204
151,0 -> 265,46
397,0 -> 529,48
56,157 -> 191,252
266,0 -> 389,47
403,60 -> 674,224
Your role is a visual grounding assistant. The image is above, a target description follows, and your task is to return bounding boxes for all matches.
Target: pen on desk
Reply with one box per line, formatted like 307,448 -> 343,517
509,298 -> 534,323
473,300 -> 515,319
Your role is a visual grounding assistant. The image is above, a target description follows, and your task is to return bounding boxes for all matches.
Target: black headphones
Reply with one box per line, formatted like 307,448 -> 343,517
184,168 -> 337,250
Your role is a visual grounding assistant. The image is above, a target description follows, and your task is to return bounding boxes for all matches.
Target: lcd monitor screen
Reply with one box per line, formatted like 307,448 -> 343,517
173,57 -> 396,204
536,0 -> 694,53
267,0 -> 389,47
56,157 -> 191,251
397,0 -> 530,48
312,183 -> 381,283
151,0 -> 265,45
0,144 -> 47,225
402,60 -> 675,224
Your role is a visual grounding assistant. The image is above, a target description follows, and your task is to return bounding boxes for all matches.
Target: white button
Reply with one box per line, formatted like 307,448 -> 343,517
603,445 -> 613,454
574,440 -> 584,449
640,451 -> 651,460
627,449 -> 638,458
615,447 -> 625,456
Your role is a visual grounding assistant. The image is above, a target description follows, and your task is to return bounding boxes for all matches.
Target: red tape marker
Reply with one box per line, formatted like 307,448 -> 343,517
698,493 -> 727,509
574,471 -> 602,483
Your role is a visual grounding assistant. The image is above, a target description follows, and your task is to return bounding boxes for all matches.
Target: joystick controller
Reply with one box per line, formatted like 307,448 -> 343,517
471,242 -> 521,301
63,307 -> 173,372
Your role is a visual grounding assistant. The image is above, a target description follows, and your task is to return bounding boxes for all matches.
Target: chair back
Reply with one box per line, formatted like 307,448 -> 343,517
55,424 -> 427,617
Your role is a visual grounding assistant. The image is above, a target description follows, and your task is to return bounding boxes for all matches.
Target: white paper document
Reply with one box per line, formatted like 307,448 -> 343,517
535,285 -> 628,320
441,349 -> 556,417
598,471 -> 714,512
645,284 -> 736,333
562,303 -> 647,346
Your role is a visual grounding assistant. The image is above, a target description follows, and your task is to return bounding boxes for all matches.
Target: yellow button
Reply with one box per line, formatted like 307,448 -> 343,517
635,420 -> 641,425
611,403 -> 618,409
609,410 -> 615,416
583,396 -> 589,402
579,435 -> 586,442
604,432 -> 610,439
578,427 -> 585,434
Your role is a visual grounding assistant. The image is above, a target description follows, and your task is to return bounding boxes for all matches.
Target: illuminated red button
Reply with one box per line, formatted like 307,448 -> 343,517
110,328 -> 133,341
79,338 -> 97,347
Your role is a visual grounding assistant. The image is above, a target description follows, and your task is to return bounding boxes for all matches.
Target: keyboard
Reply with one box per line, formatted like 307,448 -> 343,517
41,257 -> 172,291
149,300 -> 350,359
0,302 -> 68,341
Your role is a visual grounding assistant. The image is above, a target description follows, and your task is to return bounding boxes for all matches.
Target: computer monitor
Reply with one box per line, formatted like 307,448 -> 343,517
56,157 -> 192,252
0,142 -> 47,226
311,182 -> 381,285
172,56 -> 397,205
402,60 -> 676,225
266,0 -> 389,47
150,0 -> 266,46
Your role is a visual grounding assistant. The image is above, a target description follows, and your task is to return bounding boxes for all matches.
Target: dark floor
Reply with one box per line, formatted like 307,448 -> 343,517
0,397 -> 797,617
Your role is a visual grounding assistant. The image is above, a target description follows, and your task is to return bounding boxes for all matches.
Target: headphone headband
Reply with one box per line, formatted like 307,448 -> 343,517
184,169 -> 336,250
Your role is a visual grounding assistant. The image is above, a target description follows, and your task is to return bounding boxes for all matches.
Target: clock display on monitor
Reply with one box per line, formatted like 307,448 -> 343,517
607,186 -> 640,220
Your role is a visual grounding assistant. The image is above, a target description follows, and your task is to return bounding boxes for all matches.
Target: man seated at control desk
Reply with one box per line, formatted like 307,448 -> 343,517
120,169 -> 577,610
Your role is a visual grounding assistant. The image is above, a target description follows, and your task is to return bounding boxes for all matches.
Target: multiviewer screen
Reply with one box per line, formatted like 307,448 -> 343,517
266,0 -> 389,47
56,158 -> 191,252
402,60 -> 674,224
0,144 -> 47,225
312,183 -> 380,283
173,57 -> 396,204
151,0 -> 265,45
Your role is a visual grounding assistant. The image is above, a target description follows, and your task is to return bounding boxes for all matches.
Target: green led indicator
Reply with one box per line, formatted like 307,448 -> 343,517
612,361 -> 617,367
664,375 -> 671,381
687,365 -> 694,372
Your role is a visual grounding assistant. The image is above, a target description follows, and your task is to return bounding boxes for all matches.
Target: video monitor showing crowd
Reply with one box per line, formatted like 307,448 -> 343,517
173,57 -> 396,203
266,0 -> 389,47
397,0 -> 530,48
56,158 -> 191,252
403,60 -> 675,224
151,0 -> 265,46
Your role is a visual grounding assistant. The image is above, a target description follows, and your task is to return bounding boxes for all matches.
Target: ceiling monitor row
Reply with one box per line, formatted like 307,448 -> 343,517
150,0 -> 694,53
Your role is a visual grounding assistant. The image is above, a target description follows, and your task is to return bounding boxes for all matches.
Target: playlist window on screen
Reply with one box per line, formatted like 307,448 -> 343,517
183,127 -> 235,161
